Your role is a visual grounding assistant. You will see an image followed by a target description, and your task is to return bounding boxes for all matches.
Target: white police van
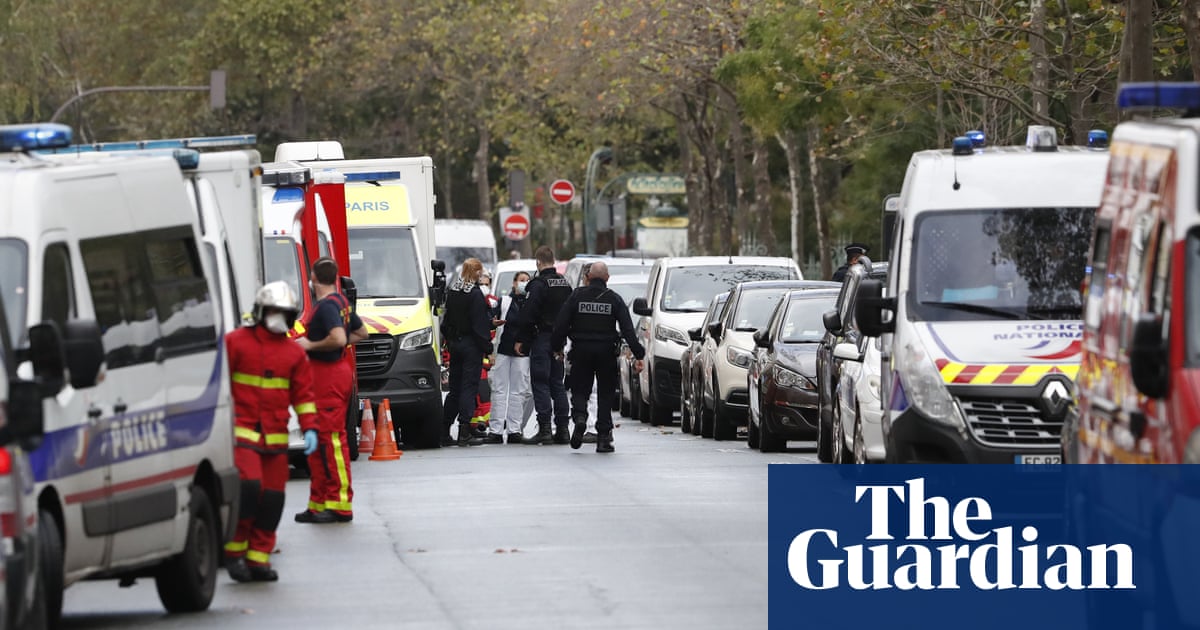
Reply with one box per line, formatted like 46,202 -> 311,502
856,127 -> 1109,464
0,124 -> 238,624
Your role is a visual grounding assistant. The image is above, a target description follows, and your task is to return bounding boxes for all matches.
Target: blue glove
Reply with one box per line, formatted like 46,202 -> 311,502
303,429 -> 318,456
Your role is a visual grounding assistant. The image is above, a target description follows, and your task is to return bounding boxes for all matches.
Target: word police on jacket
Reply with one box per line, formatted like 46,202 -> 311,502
578,301 -> 613,315
786,479 -> 1134,591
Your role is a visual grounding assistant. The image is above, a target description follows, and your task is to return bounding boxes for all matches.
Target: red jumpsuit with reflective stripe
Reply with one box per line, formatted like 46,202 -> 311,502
304,293 -> 356,517
224,324 -> 317,568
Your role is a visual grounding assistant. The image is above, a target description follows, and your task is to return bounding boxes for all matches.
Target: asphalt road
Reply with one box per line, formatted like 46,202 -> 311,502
61,415 -> 818,630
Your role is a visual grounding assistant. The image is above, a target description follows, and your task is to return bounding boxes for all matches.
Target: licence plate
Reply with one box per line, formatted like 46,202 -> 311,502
1015,454 -> 1061,465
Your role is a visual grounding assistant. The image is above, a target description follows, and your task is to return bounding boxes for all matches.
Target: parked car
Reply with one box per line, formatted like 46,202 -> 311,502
701,280 -> 839,440
632,257 -> 803,426
681,293 -> 729,434
746,289 -> 839,451
493,258 -> 538,298
564,255 -> 656,288
816,260 -> 888,462
831,335 -> 886,463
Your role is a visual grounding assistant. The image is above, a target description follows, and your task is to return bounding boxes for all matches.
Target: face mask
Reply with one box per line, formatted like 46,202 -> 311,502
264,312 -> 289,335
516,281 -> 528,294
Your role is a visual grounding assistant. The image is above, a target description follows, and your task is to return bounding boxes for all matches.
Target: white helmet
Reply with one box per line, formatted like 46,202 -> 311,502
253,281 -> 300,325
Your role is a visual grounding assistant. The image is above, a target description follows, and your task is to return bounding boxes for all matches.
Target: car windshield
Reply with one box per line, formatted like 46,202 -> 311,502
437,246 -> 497,273
910,207 -> 1094,321
731,289 -> 789,331
262,237 -> 304,305
0,239 -> 27,345
662,265 -> 796,312
350,227 -> 425,298
780,296 -> 836,343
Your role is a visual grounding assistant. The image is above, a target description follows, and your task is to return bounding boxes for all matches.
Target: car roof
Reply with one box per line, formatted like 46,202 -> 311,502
783,288 -> 841,299
659,256 -> 798,268
736,280 -> 838,292
607,273 -> 649,283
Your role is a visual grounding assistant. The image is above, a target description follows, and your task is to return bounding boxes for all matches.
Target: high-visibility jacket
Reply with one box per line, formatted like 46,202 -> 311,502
226,324 -> 318,451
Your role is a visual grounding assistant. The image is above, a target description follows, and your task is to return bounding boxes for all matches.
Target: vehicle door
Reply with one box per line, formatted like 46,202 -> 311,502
636,263 -> 661,401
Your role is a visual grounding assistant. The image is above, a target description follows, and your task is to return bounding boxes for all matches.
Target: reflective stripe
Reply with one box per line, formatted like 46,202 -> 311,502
224,540 -> 248,553
246,549 -> 271,565
295,402 -> 317,415
265,433 -> 290,446
331,432 -> 352,511
307,501 -> 325,512
231,372 -> 290,390
234,426 -> 261,442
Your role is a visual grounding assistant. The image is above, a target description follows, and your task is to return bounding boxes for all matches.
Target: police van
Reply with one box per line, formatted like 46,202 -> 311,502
1068,84 -> 1200,464
0,124 -> 238,624
857,126 -> 1109,464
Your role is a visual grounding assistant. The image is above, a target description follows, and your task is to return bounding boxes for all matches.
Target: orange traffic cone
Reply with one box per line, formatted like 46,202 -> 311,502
369,398 -> 402,461
358,399 -> 376,455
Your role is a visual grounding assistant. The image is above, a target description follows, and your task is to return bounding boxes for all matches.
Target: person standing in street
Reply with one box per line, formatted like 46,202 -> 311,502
832,243 -> 869,282
441,258 -> 493,446
488,271 -> 532,443
224,281 -> 319,581
514,246 -> 573,445
295,257 -> 368,524
551,262 -> 644,453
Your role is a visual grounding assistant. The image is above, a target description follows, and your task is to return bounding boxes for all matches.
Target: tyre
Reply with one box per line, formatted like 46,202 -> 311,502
650,398 -> 674,426
852,405 -> 868,464
816,407 -> 833,463
38,509 -> 64,630
713,403 -> 737,441
399,399 -> 444,449
347,393 -> 361,461
680,391 -> 692,433
699,401 -> 714,438
758,409 -> 785,453
155,485 -> 218,613
619,392 -> 631,418
746,411 -> 760,449
638,393 -> 651,424
832,400 -> 849,464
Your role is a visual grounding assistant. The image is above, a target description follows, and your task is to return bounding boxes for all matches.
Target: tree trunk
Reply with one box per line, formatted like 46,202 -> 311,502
1058,0 -> 1091,144
807,123 -> 831,280
1030,0 -> 1050,123
1120,0 -> 1154,85
473,124 -> 491,221
440,152 -> 455,218
777,130 -> 804,264
1184,0 -> 1200,82
751,133 -> 774,255
725,92 -> 750,254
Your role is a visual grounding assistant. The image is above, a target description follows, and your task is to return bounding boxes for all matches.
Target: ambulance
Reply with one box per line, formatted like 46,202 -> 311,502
1068,83 -> 1200,464
276,142 -> 445,449
856,126 -> 1109,464
1,124 -> 238,624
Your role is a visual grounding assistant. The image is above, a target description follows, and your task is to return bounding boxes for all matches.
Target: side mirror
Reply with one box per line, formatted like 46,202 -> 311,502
822,310 -> 842,334
833,342 -> 862,362
855,279 -> 895,338
632,297 -> 652,317
687,327 -> 702,342
62,320 -> 105,390
753,328 -> 770,349
1130,313 -> 1168,398
430,259 -> 448,310
707,321 -> 723,342
339,275 -> 358,312
26,322 -> 66,397
2,380 -> 43,450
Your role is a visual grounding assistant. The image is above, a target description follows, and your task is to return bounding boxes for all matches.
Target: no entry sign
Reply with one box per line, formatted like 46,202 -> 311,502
550,179 -> 576,205
503,213 -> 530,240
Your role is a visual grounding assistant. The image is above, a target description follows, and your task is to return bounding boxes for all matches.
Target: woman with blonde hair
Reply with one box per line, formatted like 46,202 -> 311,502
440,258 -> 492,446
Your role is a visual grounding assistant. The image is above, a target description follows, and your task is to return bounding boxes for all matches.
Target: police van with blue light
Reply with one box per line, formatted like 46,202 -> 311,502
856,126 -> 1110,464
0,124 -> 239,624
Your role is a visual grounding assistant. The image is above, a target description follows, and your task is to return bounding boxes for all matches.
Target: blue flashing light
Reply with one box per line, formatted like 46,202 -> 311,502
172,149 -> 200,170
965,130 -> 986,148
951,136 -> 973,156
272,187 -> 304,203
0,123 -> 72,152
1117,83 -> 1200,110
1087,129 -> 1110,149
344,171 -> 403,183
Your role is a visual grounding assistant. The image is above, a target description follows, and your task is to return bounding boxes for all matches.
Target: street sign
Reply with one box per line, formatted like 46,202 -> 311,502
627,175 -> 686,195
550,179 -> 576,205
503,213 -> 530,240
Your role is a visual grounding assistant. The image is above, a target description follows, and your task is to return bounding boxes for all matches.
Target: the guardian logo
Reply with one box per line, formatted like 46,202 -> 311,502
787,478 -> 1134,591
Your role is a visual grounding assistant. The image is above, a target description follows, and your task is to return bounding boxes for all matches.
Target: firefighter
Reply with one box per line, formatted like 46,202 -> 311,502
551,261 -> 644,453
514,246 -> 573,445
224,281 -> 319,582
295,257 -> 368,524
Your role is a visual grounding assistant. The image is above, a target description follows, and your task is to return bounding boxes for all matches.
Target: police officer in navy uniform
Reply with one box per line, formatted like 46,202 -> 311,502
832,243 -> 869,283
551,261 -> 644,453
514,246 -> 574,444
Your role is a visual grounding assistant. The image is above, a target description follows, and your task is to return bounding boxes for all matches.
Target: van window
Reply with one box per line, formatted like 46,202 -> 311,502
349,226 -> 424,298
263,237 -> 304,300
909,207 -> 1094,321
42,243 -> 76,332
81,233 -> 161,368
0,239 -> 27,345
146,228 -> 217,355
1084,223 -> 1111,331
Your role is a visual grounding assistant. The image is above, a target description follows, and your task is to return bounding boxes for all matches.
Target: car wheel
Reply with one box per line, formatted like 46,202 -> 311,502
746,408 -> 760,449
155,485 -> 218,613
38,509 -> 64,629
759,408 -> 785,453
713,404 -> 737,441
816,404 -> 833,463
832,399 -> 849,464
619,391 -> 632,418
681,394 -> 693,434
852,404 -> 867,464
650,398 -> 674,426
347,392 -> 361,461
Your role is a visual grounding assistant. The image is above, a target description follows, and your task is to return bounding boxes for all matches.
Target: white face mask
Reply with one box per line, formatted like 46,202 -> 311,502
264,312 -> 289,334
516,281 -> 528,294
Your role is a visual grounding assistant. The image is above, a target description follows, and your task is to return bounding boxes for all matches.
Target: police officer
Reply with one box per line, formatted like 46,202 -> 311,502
514,246 -> 573,445
551,261 -> 644,453
832,243 -> 869,282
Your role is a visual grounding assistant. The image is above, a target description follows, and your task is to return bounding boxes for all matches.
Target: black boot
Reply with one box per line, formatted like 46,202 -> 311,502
570,412 -> 588,450
523,423 -> 553,445
596,431 -> 615,453
553,425 -> 571,445
457,423 -> 483,446
227,557 -> 253,583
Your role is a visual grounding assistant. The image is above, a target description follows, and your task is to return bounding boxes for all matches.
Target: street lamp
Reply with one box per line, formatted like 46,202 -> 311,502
583,146 -> 613,253
50,70 -> 227,124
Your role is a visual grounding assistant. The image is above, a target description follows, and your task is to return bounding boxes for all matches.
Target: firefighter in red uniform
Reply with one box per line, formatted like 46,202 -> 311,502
295,257 -> 368,524
224,281 -> 319,582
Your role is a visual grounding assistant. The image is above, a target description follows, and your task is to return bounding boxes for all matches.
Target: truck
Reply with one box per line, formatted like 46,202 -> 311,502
276,142 -> 446,449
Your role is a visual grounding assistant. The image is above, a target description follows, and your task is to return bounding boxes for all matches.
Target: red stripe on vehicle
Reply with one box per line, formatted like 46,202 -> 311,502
63,465 -> 197,505
992,364 -> 1028,385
